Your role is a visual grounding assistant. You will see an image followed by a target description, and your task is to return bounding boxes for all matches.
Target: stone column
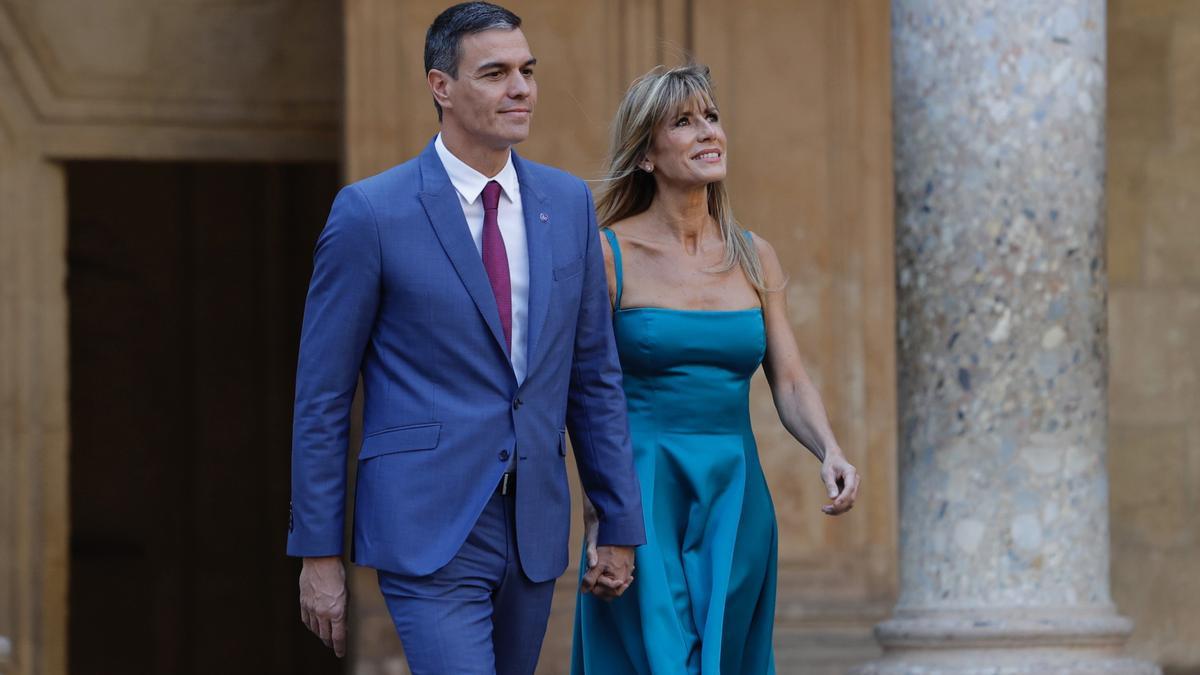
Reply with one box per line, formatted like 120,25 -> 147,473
858,2 -> 1158,673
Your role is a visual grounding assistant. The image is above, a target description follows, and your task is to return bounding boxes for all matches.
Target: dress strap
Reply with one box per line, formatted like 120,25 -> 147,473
602,228 -> 624,310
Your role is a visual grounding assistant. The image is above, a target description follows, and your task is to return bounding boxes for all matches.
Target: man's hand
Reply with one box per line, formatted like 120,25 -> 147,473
299,556 -> 348,658
581,493 -> 601,569
581,545 -> 635,600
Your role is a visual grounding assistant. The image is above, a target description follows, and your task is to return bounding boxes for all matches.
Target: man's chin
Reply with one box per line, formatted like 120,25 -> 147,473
499,128 -> 531,146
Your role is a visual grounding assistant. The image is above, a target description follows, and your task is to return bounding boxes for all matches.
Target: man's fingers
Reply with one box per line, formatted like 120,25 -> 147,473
608,573 -> 633,597
331,616 -> 348,658
586,543 -> 599,569
596,573 -> 624,590
318,615 -> 333,647
303,604 -> 320,637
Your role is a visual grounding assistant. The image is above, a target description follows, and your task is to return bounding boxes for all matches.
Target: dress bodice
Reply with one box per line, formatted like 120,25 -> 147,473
613,308 -> 764,434
602,227 -> 766,434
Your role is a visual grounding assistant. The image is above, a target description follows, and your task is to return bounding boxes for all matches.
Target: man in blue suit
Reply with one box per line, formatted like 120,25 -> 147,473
286,3 -> 645,673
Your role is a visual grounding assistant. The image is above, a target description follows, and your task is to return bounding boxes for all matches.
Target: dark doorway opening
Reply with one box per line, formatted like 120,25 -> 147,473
66,161 -> 342,675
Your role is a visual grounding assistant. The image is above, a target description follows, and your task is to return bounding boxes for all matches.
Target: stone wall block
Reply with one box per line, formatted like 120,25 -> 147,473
1170,15 -> 1200,143
1109,290 -> 1200,424
1143,147 -> 1200,285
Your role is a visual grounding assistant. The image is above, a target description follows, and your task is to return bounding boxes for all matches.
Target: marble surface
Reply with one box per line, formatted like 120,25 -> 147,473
891,0 -> 1109,613
863,1 -> 1158,673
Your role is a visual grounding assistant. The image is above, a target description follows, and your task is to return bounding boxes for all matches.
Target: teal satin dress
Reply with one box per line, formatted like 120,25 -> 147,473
571,229 -> 778,674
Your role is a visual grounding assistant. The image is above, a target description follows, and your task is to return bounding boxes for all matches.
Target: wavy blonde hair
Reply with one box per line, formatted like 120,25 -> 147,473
596,64 -> 766,292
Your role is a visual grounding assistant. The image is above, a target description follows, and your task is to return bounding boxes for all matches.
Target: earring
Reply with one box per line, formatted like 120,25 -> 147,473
641,162 -> 654,173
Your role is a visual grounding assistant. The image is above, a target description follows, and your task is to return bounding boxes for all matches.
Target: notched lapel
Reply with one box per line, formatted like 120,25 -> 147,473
418,145 -> 510,359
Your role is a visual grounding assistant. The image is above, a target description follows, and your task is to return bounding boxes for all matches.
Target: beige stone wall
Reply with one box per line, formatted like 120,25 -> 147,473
0,0 -> 340,161
0,2 -> 340,674
1107,1 -> 1200,672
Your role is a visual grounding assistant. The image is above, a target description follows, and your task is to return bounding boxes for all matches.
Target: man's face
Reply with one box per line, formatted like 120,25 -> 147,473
439,28 -> 537,149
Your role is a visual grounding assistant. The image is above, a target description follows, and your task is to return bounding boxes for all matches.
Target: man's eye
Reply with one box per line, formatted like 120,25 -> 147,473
486,71 -> 504,79
521,69 -> 534,77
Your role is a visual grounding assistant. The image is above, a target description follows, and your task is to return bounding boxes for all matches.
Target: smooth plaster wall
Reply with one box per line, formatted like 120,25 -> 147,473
1107,1 -> 1200,672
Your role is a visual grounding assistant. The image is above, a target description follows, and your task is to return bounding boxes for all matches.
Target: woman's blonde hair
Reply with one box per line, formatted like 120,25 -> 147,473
596,63 -> 767,292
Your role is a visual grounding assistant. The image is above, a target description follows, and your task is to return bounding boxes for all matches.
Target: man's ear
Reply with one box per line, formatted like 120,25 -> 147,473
428,69 -> 453,113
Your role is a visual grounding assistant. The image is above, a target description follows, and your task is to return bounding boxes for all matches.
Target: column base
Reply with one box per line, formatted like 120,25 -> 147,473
852,609 -> 1161,675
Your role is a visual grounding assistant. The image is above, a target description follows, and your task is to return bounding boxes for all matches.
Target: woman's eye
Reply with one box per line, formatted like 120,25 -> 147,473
675,117 -> 690,127
707,112 -> 719,122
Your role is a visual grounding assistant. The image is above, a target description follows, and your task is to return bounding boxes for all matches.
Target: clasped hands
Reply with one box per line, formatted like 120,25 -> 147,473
580,495 -> 636,600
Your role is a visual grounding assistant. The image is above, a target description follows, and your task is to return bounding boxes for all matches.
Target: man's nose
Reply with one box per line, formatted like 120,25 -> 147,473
509,73 -> 531,98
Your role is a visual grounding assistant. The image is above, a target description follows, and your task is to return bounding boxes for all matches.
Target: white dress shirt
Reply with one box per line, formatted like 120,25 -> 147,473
435,133 -> 530,384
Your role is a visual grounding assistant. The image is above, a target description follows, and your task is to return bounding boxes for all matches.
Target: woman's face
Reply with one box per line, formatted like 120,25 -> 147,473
644,95 -> 727,188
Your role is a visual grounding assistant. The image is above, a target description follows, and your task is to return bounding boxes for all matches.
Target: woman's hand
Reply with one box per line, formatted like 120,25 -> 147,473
820,452 -> 859,516
582,493 -> 600,569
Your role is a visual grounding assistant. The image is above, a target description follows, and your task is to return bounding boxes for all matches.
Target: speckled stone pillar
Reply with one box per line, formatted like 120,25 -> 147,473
857,2 -> 1159,674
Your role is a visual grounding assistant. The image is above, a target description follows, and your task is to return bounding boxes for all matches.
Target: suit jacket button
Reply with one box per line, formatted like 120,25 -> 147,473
512,398 -> 523,410
499,449 -> 510,461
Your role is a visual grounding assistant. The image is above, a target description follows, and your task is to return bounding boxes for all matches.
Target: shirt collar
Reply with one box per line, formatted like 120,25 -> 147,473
434,133 -> 519,206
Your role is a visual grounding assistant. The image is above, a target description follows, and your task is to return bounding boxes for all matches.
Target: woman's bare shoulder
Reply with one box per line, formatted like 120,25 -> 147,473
747,230 -> 785,287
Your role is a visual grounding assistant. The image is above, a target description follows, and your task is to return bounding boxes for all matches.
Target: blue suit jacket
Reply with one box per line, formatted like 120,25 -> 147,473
287,139 -> 646,582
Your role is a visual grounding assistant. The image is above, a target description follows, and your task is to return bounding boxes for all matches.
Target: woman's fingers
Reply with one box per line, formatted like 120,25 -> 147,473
820,461 -> 860,515
834,466 -> 857,509
822,469 -> 840,499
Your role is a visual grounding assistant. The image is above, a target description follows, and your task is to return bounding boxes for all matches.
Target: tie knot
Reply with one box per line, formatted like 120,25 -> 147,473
482,180 -> 502,211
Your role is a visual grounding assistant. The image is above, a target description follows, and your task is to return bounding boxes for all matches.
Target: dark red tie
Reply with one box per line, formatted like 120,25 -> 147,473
481,180 -> 512,352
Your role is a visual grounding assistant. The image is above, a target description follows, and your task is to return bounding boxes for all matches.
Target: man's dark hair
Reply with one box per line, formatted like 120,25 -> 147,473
425,2 -> 522,121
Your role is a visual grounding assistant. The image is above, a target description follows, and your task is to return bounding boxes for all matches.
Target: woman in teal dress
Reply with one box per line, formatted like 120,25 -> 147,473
570,64 -> 861,674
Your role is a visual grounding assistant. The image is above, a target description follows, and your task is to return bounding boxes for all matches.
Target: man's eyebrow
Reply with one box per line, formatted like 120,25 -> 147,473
474,57 -> 538,73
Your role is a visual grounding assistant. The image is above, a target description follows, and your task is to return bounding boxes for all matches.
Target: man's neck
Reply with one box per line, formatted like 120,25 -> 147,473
439,125 -> 510,178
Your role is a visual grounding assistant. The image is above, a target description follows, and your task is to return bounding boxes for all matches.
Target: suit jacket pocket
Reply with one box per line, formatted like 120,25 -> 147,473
559,428 -> 568,456
553,256 -> 584,281
359,423 -> 442,460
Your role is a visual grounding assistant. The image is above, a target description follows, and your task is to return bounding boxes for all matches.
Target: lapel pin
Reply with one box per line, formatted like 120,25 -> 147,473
539,212 -> 549,222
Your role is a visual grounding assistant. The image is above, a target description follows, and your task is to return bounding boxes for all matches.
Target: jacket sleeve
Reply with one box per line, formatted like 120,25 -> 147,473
565,180 -> 647,547
287,184 -> 381,557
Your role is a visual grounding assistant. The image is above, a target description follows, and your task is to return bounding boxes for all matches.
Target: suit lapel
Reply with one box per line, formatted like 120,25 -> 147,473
514,152 -> 552,376
417,141 -> 510,359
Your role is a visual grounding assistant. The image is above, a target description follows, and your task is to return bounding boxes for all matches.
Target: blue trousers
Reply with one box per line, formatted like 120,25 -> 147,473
377,489 -> 557,675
